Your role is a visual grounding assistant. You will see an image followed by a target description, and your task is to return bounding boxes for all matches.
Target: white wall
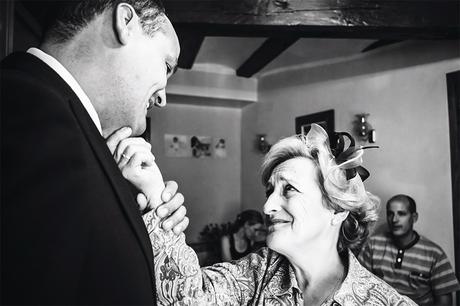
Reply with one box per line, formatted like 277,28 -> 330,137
148,103 -> 242,242
242,41 -> 460,264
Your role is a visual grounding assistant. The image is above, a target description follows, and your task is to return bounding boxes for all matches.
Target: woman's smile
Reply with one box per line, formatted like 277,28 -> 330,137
266,218 -> 291,232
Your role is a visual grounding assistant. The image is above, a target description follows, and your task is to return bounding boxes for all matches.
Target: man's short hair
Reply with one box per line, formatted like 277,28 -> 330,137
387,194 -> 417,213
43,0 -> 167,44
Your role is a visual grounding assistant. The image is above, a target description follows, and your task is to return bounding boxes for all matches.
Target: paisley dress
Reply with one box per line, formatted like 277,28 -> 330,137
143,210 -> 417,306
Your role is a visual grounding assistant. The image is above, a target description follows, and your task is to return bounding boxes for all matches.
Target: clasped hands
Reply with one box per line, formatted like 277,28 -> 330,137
106,127 -> 189,235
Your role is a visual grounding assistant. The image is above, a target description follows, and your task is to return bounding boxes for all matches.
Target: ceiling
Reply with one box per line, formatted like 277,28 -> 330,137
165,37 -> 378,107
16,0 -> 459,107
161,0 -> 458,106
189,37 -> 375,77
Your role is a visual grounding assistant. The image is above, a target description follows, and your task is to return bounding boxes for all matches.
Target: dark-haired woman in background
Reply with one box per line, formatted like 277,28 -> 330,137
221,210 -> 266,261
118,124 -> 416,305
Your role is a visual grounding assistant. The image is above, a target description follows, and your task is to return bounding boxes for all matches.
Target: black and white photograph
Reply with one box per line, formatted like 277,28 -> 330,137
1,0 -> 459,305
164,134 -> 190,157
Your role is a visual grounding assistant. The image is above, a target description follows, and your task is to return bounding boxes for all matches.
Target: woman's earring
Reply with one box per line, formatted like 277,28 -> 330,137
331,211 -> 349,226
331,217 -> 340,226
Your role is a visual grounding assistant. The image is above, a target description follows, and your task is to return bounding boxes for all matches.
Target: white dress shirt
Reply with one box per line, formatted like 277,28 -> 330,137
27,47 -> 103,135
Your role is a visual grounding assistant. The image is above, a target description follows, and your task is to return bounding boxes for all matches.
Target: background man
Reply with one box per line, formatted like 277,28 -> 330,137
1,0 -> 187,304
359,194 -> 460,306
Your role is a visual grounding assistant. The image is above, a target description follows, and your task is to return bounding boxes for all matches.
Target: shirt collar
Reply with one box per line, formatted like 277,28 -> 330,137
332,250 -> 372,306
277,250 -> 358,306
276,249 -> 406,306
27,47 -> 103,135
264,251 -> 302,297
391,231 -> 420,250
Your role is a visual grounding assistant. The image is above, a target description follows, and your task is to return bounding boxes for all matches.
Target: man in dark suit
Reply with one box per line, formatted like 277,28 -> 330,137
1,0 -> 187,304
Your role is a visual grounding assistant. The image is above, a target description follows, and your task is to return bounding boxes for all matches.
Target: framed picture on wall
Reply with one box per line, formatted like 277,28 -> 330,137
164,134 -> 191,157
295,109 -> 335,140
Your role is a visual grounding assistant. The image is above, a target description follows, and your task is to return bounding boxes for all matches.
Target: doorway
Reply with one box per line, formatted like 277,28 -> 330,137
447,70 -> 460,300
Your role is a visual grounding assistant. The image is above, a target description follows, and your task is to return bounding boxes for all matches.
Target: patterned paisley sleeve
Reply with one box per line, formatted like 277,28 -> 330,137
143,210 -> 267,305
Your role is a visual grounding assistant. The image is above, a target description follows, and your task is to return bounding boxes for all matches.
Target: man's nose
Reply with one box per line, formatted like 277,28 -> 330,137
392,215 -> 399,223
154,89 -> 167,108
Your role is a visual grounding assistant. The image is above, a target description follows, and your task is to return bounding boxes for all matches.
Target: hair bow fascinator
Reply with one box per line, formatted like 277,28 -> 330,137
302,124 -> 378,210
331,132 -> 378,182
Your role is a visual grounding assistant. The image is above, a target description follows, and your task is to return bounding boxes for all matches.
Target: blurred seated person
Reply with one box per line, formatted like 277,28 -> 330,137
359,194 -> 460,306
221,210 -> 266,261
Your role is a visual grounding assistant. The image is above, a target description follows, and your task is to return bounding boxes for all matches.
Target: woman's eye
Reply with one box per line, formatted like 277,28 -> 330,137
166,63 -> 172,75
265,187 -> 273,198
283,184 -> 296,195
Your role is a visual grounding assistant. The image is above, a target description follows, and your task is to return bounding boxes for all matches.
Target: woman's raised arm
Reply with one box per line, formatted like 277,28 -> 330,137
143,210 -> 267,305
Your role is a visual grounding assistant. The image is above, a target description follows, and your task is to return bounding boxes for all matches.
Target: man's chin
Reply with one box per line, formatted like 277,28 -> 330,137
390,230 -> 405,237
132,122 -> 147,137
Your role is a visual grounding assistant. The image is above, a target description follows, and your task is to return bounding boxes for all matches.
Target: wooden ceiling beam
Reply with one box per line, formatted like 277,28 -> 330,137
17,0 -> 460,40
177,32 -> 204,69
236,36 -> 298,77
166,0 -> 460,40
361,40 -> 403,52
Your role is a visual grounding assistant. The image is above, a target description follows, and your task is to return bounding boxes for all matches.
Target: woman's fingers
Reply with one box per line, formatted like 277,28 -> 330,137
161,181 -> 178,203
137,193 -> 148,212
138,191 -> 189,235
172,216 -> 189,235
156,191 -> 184,217
161,205 -> 187,231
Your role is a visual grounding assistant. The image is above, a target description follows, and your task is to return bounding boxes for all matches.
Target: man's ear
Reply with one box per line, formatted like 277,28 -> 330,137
412,212 -> 419,223
114,3 -> 137,45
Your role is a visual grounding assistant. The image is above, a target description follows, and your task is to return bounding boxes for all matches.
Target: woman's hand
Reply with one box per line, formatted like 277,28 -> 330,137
138,182 -> 189,234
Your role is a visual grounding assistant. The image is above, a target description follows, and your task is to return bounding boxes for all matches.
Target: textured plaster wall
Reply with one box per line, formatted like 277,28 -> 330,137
149,103 -> 242,242
242,41 -> 460,264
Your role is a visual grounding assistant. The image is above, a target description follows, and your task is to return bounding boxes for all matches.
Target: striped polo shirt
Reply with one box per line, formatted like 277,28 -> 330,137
358,232 -> 460,306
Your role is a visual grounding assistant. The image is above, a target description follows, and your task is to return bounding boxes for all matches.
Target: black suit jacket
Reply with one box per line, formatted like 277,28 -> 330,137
1,52 -> 156,305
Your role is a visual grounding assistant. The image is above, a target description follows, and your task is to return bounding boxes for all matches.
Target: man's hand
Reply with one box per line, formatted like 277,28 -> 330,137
106,127 -> 164,207
106,127 -> 189,234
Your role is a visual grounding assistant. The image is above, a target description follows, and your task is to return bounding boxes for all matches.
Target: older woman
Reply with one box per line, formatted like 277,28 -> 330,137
115,124 -> 416,306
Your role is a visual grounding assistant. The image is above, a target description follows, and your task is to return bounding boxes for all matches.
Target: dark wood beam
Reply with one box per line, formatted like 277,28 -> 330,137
361,40 -> 403,52
236,36 -> 298,77
166,0 -> 460,40
177,32 -> 204,69
446,70 -> 460,300
16,0 -> 460,40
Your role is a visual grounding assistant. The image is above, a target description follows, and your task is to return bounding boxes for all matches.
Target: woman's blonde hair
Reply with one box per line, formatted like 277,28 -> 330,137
261,124 -> 380,253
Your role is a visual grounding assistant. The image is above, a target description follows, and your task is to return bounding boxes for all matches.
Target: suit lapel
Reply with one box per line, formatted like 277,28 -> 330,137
5,53 -> 155,284
68,96 -> 155,280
